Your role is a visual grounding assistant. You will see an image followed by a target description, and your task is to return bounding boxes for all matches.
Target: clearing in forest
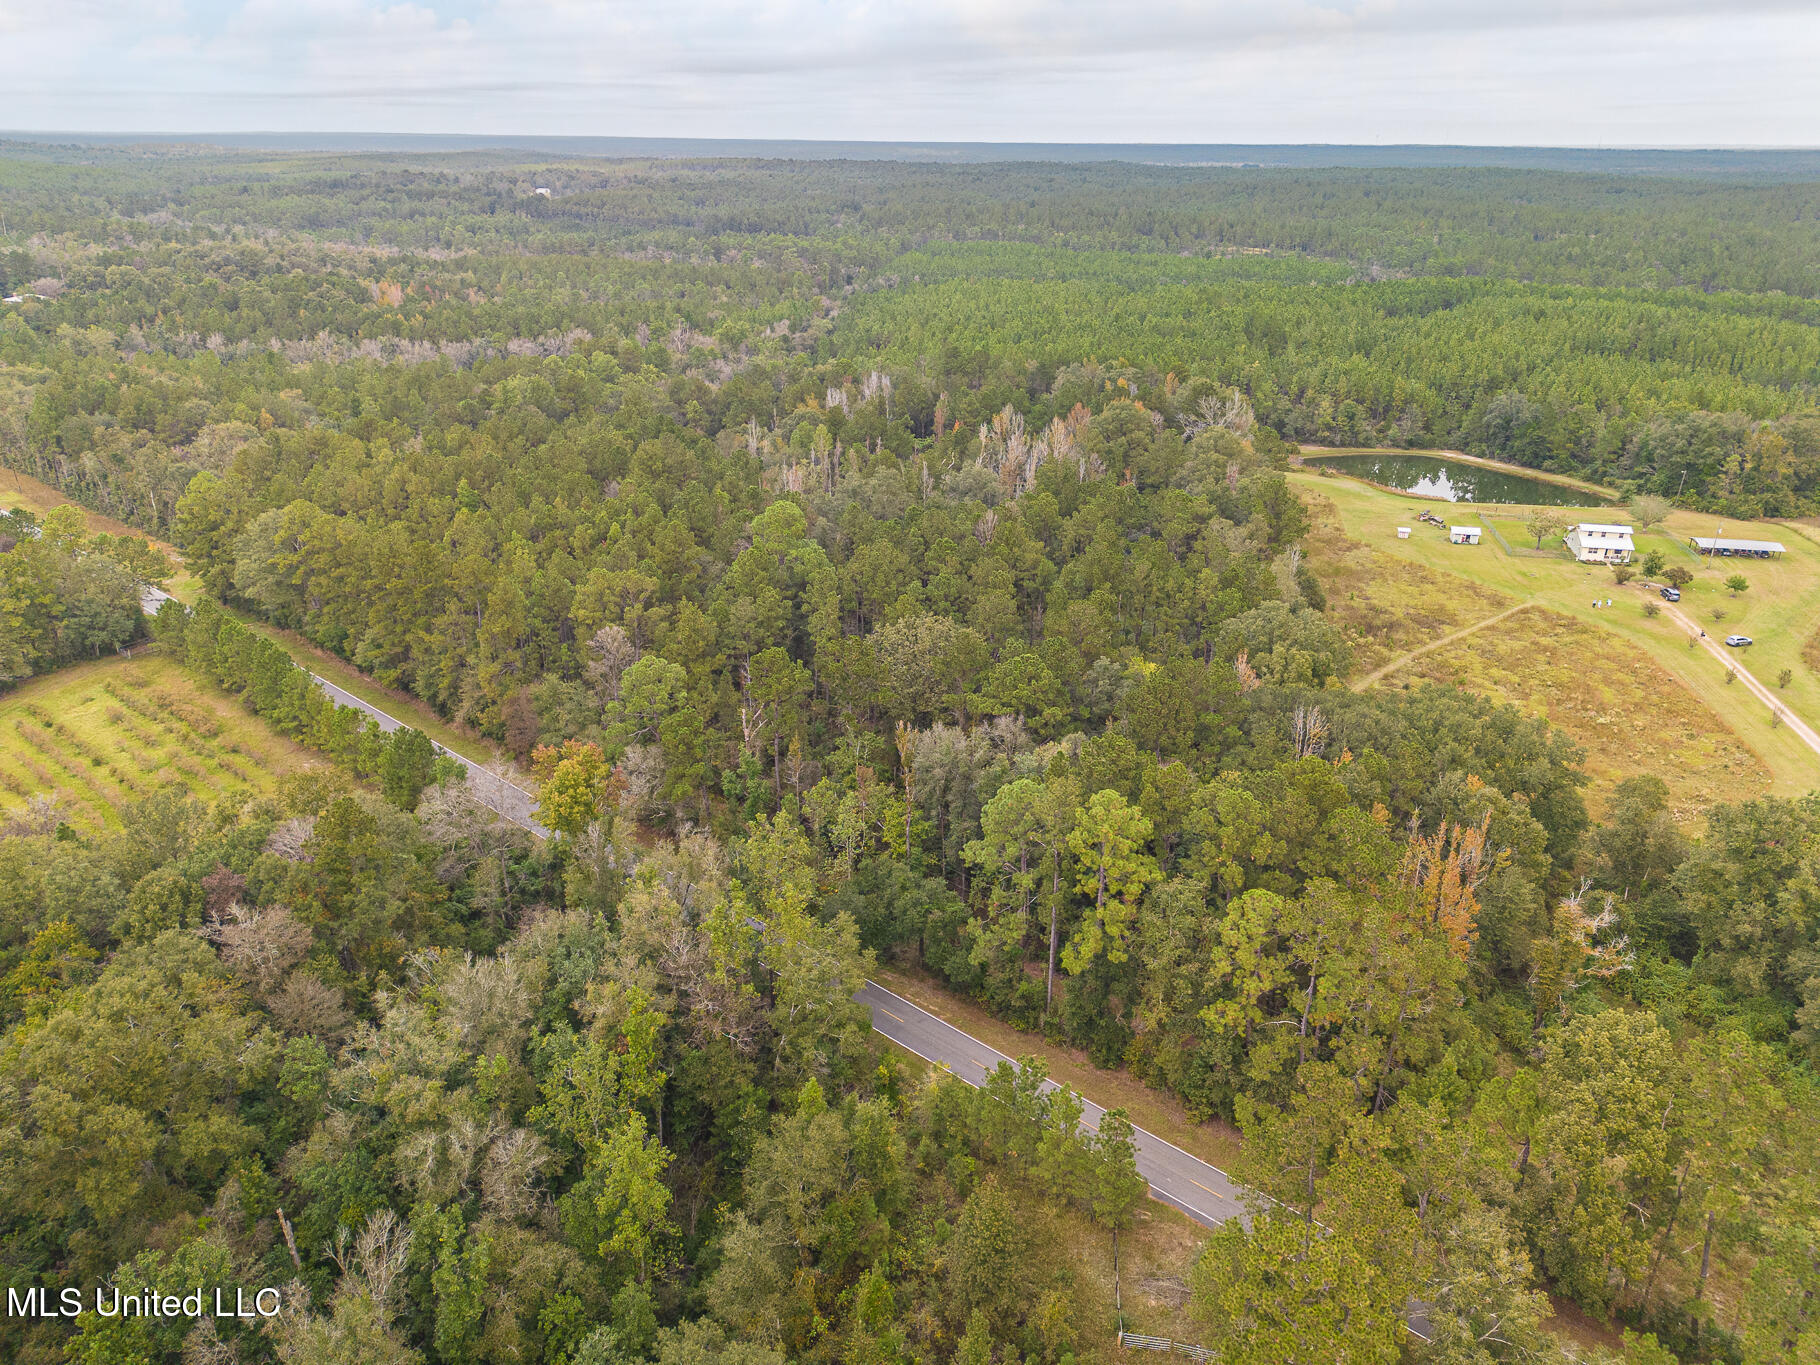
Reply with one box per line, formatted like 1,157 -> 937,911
0,653 -> 326,830
1388,605 -> 1772,823
1301,486 -> 1777,819
1302,490 -> 1513,677
1293,468 -> 1820,800
0,462 -> 199,603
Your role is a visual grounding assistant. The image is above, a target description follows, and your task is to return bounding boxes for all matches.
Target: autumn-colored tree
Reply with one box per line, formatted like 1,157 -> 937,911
533,739 -> 617,838
1396,806 -> 1504,959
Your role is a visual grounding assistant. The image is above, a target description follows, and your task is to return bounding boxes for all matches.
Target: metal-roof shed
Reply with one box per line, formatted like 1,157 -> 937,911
1690,537 -> 1786,556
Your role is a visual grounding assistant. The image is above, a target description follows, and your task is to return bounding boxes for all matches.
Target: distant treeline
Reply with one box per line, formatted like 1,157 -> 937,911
5,151 -> 1820,291
4,151 -> 1819,523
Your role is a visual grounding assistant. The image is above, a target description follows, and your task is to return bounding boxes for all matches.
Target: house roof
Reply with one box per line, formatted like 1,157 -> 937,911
1450,526 -> 1479,534
1573,523 -> 1634,536
1691,536 -> 1786,553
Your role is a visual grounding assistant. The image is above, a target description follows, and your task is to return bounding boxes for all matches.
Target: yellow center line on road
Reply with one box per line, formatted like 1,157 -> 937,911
1152,1186 -> 1227,1226
880,1008 -> 903,1023
1190,1178 -> 1224,1198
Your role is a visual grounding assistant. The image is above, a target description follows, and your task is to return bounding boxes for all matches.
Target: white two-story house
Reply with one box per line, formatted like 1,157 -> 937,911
1564,522 -> 1635,564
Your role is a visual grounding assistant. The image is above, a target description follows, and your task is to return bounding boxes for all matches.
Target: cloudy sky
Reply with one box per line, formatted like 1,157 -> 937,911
3,0 -> 1816,145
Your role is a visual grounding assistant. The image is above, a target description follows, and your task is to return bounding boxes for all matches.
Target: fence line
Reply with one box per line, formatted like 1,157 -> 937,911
1480,514 -> 1562,559
1476,510 -> 1516,556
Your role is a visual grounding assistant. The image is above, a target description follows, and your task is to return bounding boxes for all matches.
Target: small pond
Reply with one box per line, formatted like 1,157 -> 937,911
1303,452 -> 1606,506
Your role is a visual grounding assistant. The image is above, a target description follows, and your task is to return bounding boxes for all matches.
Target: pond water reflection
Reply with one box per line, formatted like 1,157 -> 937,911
1304,452 -> 1606,506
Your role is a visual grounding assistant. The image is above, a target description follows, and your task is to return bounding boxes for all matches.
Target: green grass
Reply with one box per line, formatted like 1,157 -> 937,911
1631,529 -> 1701,568
1481,516 -> 1573,559
1393,603 -> 1774,822
0,653 -> 328,829
1292,471 -> 1820,800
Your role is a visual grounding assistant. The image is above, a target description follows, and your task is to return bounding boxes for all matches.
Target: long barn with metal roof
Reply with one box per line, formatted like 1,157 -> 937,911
1689,536 -> 1786,558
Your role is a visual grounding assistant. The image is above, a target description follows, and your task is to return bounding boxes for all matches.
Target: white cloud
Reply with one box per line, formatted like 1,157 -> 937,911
0,0 -> 1815,143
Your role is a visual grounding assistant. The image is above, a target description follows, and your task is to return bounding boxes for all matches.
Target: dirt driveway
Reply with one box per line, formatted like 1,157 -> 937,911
1657,599 -> 1820,760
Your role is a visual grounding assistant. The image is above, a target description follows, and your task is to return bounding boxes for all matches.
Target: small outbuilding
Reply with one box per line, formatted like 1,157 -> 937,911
1449,526 -> 1481,545
1396,526 -> 1411,539
1565,523 -> 1634,564
1690,536 -> 1785,559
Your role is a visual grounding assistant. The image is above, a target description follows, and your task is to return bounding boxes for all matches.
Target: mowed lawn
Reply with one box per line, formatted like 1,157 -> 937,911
0,653 -> 327,830
1293,469 -> 1820,801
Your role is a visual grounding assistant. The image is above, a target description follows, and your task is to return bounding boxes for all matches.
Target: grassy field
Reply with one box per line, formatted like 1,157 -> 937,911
0,653 -> 329,830
1294,471 -> 1820,803
0,463 -> 202,604
1306,498 -> 1513,678
1,462 -> 523,775
1394,605 -> 1773,822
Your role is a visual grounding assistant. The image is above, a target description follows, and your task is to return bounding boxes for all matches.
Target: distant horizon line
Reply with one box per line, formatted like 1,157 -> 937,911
5,131 -> 1818,151
7,134 -> 1820,179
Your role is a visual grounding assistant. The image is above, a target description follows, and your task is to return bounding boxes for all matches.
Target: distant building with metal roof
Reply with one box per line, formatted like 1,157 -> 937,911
1690,536 -> 1785,557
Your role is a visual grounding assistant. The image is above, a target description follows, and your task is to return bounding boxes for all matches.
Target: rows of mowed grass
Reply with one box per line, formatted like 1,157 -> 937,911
0,653 -> 325,829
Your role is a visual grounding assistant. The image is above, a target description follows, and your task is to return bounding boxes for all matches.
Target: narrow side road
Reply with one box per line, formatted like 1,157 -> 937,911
1657,600 -> 1820,759
1353,601 -> 1532,690
857,981 -> 1251,1228
857,981 -> 1435,1341
308,673 -> 551,837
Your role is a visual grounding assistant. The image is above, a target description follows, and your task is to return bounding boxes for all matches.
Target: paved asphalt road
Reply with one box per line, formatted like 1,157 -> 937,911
143,592 -> 552,836
857,980 -> 1434,1342
858,980 -> 1252,1228
306,673 -> 552,838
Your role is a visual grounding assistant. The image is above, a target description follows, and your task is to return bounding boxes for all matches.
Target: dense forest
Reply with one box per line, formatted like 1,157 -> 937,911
2,146 -> 1818,1365
2,149 -> 1818,523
